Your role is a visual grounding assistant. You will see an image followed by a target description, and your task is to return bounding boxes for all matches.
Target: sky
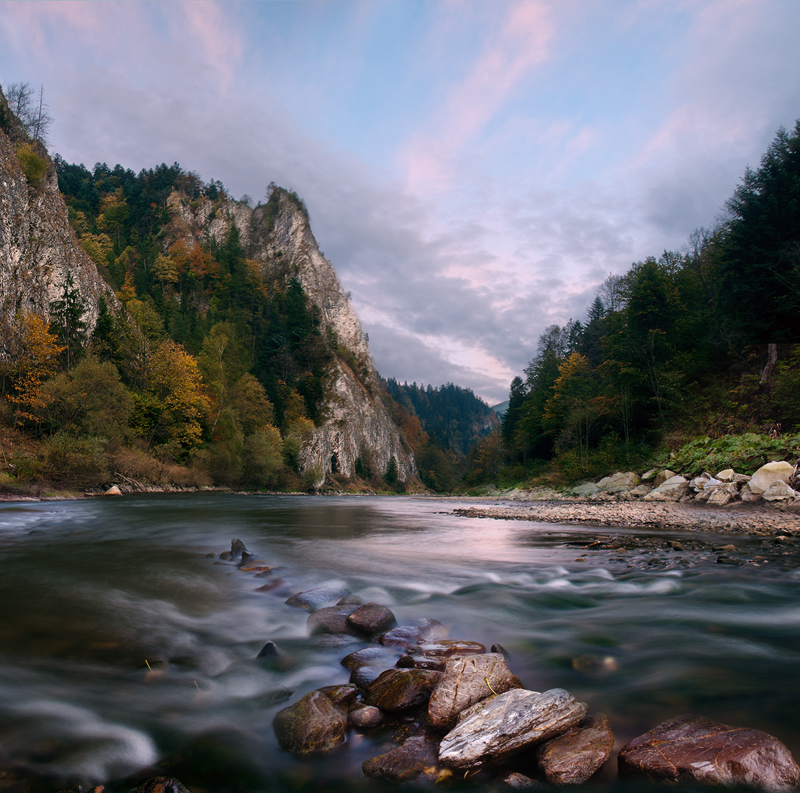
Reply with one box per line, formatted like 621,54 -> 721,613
1,0 -> 799,405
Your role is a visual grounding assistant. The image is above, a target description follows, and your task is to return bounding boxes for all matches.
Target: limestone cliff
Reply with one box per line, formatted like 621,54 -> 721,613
169,188 -> 417,486
0,91 -> 114,333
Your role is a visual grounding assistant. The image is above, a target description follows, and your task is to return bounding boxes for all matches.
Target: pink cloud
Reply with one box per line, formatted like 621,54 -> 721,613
179,1 -> 243,89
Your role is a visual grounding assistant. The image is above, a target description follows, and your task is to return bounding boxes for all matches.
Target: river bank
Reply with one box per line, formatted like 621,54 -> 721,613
447,497 -> 800,536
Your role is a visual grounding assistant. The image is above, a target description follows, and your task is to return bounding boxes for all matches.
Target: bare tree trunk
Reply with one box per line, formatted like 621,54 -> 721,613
760,343 -> 778,385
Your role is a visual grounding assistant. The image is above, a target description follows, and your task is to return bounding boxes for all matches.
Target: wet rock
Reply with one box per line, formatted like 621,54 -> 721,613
349,704 -> 384,729
428,653 -> 524,730
342,646 -> 398,670
350,665 -> 382,687
363,735 -> 443,781
491,643 -> 509,656
399,639 -> 487,669
363,668 -> 442,713
337,593 -> 363,605
346,602 -> 397,635
135,777 -> 192,793
285,585 -> 352,611
254,578 -> 291,595
306,605 -> 361,636
238,560 -> 272,573
503,771 -> 543,789
379,618 -> 448,647
273,690 -> 347,753
256,641 -> 282,659
618,713 -> 800,792
535,712 -> 614,784
230,538 -> 248,557
438,688 -> 588,769
317,684 -> 359,707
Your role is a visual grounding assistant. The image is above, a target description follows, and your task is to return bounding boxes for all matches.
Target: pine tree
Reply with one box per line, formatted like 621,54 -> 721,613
49,273 -> 88,371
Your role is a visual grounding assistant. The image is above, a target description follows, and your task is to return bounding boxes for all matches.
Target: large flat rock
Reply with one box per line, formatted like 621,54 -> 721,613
438,688 -> 587,769
618,713 -> 800,792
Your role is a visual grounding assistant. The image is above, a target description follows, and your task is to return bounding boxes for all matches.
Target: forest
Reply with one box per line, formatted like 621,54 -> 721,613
476,121 -> 800,486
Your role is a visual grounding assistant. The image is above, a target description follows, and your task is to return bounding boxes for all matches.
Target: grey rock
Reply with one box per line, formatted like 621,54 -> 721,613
428,653 -> 523,730
350,665 -> 383,687
307,604 -> 361,636
341,646 -> 399,670
750,461 -> 795,495
535,712 -> 614,784
285,585 -> 352,612
654,469 -> 677,486
619,713 -> 800,792
762,481 -> 798,501
379,618 -> 448,647
348,704 -> 384,729
438,688 -> 588,769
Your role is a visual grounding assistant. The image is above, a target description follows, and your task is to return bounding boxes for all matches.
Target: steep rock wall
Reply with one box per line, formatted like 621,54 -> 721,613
170,188 -> 416,485
0,94 -> 114,333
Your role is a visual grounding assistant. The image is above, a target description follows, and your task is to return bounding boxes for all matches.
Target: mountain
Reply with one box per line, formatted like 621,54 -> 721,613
0,84 -> 415,491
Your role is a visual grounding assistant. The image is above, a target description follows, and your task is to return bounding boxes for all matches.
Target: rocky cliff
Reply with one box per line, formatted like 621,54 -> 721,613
170,188 -> 417,487
0,91 -> 114,333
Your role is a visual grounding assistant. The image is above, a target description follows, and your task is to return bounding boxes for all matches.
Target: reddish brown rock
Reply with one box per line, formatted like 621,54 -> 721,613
273,690 -> 347,753
363,668 -> 442,713
362,735 -> 444,781
347,602 -> 397,635
317,684 -> 359,707
618,714 -> 800,792
428,653 -> 523,730
535,712 -> 614,784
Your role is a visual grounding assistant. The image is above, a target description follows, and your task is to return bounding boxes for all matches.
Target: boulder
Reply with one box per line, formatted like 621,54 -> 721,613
643,475 -> 688,502
716,468 -> 735,482
571,482 -> 599,498
598,472 -> 639,494
438,688 -> 588,769
346,602 -> 397,635
363,735 -> 444,781
741,483 -> 762,502
618,714 -> 800,792
707,483 -> 739,506
762,481 -> 798,501
750,461 -> 795,496
307,605 -> 360,636
316,684 -> 359,707
285,585 -> 352,612
379,618 -> 448,647
428,653 -> 524,730
230,538 -> 248,557
104,484 -> 123,496
363,668 -> 442,713
535,712 -> 614,784
654,469 -> 677,486
273,690 -> 347,753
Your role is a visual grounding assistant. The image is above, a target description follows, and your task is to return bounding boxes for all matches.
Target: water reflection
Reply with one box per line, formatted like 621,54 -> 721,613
0,494 -> 797,791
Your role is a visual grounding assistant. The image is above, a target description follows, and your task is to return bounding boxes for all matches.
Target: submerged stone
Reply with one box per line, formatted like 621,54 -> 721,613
273,690 -> 347,754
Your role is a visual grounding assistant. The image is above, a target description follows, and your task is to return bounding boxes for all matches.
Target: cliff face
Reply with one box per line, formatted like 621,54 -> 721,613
0,93 -> 114,333
171,189 -> 417,486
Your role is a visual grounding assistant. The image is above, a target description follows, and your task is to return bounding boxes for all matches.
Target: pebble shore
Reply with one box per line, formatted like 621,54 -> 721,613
449,498 -> 800,535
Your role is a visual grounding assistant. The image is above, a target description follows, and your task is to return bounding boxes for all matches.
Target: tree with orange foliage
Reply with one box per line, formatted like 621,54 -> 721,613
5,312 -> 65,426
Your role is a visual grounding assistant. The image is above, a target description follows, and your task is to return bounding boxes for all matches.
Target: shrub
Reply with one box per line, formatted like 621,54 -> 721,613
16,142 -> 47,187
39,433 -> 108,488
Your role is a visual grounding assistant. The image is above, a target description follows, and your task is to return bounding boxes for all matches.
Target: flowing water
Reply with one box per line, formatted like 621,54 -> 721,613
0,493 -> 798,793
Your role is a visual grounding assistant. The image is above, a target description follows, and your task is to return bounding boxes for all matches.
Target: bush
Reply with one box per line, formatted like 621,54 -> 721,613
39,433 -> 108,488
16,142 -> 47,187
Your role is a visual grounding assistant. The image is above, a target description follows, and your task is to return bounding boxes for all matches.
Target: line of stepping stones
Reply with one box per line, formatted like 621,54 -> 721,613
228,538 -> 800,790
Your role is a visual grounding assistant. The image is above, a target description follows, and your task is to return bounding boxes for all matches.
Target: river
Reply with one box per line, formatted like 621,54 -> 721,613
0,493 -> 798,792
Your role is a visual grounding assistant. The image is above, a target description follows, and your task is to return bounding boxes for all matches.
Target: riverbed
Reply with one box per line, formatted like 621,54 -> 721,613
0,493 -> 798,792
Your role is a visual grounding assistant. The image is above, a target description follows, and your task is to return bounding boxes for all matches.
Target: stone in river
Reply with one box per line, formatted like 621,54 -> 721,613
618,713 -> 800,792
428,653 -> 523,730
229,538 -> 248,557
362,735 -> 444,781
349,704 -> 384,729
317,683 -> 359,707
256,641 -> 282,659
285,585 -> 352,612
273,690 -> 347,753
135,777 -> 192,793
306,605 -> 361,636
350,665 -> 383,687
398,639 -> 487,670
363,668 -> 442,713
535,712 -> 614,784
379,618 -> 448,647
438,688 -> 587,769
346,602 -> 397,635
341,646 -> 399,670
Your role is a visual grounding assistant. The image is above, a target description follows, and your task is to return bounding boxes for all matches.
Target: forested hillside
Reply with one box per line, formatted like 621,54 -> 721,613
381,379 -> 499,490
489,122 -> 800,484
